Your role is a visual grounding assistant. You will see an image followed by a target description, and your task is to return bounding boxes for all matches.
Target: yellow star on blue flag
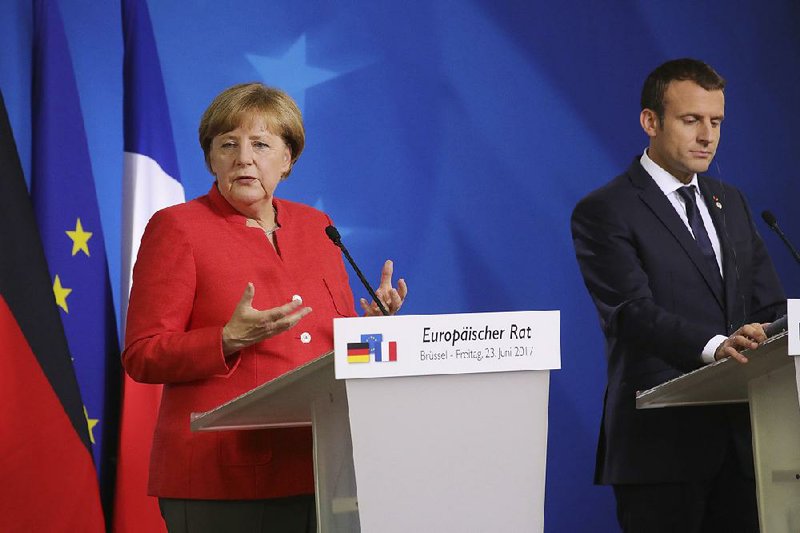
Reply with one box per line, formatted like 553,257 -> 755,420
83,405 -> 99,444
53,274 -> 72,313
65,217 -> 92,256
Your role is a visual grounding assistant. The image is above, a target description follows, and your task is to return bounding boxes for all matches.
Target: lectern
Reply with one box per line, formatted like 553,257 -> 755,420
636,332 -> 800,532
191,351 -> 360,531
191,310 -> 560,533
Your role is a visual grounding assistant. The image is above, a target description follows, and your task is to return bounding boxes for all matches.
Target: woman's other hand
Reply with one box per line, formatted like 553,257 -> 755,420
360,260 -> 408,316
222,283 -> 312,356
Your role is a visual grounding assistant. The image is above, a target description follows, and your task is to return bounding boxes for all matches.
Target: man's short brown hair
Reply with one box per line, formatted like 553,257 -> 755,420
641,59 -> 726,123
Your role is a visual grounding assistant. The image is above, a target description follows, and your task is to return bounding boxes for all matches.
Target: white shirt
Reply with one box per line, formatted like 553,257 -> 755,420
640,150 -> 727,364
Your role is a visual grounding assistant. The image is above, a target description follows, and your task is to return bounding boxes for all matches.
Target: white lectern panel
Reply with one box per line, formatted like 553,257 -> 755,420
346,370 -> 549,533
750,363 -> 800,532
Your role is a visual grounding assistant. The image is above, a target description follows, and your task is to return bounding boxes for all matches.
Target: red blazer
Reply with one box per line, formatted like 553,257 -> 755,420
123,184 -> 356,499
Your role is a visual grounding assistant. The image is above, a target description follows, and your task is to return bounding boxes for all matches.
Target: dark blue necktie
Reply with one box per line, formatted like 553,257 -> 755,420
677,185 -> 722,286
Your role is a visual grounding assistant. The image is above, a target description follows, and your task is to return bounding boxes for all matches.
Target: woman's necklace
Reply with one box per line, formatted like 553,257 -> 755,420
262,224 -> 280,237
248,206 -> 280,237
261,204 -> 280,237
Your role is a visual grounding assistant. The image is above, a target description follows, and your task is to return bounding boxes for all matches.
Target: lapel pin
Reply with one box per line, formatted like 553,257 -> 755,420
712,195 -> 722,209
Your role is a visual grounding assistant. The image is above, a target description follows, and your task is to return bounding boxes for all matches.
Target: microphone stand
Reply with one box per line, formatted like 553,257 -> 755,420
762,210 -> 800,265
326,225 -> 390,316
760,210 -> 799,336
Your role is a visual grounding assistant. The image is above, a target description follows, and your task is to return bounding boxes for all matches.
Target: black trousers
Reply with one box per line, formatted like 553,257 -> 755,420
613,447 -> 759,533
158,495 -> 316,533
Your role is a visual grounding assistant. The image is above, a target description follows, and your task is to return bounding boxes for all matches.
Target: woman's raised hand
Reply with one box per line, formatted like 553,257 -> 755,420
222,283 -> 312,356
360,260 -> 408,317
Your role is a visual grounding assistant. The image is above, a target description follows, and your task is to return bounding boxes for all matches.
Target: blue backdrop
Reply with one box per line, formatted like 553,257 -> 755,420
2,1 -> 799,531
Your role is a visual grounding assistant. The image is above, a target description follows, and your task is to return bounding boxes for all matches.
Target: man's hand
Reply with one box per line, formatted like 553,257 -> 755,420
714,322 -> 768,364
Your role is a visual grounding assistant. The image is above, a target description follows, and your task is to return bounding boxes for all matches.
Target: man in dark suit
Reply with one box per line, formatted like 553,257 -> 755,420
571,58 -> 785,532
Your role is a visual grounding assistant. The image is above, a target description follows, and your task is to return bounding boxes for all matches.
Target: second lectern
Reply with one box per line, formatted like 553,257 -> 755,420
637,332 -> 800,532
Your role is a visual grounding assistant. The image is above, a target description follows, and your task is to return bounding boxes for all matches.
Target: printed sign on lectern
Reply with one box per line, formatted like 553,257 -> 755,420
333,310 -> 561,380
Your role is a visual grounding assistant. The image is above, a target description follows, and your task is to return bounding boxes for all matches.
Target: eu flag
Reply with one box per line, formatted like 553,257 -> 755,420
30,0 -> 121,519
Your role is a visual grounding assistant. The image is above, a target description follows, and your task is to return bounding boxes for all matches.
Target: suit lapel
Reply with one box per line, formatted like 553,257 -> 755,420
627,161 -> 725,310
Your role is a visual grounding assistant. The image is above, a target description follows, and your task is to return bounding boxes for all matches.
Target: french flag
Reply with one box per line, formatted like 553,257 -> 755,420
114,0 -> 184,532
376,341 -> 398,362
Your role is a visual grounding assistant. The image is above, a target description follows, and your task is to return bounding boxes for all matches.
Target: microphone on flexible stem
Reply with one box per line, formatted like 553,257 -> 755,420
764,315 -> 788,338
761,210 -> 800,265
325,225 -> 389,316
760,210 -> 798,337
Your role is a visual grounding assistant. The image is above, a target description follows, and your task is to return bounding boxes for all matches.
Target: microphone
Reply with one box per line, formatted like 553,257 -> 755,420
760,210 -> 796,338
764,314 -> 788,337
325,225 -> 389,316
761,210 -> 800,265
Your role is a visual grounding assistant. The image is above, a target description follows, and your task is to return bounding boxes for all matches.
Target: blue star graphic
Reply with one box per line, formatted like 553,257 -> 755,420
250,40 -> 380,243
247,34 -> 342,111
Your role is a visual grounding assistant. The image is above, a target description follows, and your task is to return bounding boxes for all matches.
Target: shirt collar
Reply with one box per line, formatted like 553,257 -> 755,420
640,149 -> 699,195
207,181 -> 286,226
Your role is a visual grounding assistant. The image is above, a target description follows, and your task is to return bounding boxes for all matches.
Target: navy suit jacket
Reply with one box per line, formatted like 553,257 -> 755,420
571,158 -> 785,484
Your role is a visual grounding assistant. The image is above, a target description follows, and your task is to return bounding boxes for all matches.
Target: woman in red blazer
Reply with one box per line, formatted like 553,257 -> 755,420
123,83 -> 407,532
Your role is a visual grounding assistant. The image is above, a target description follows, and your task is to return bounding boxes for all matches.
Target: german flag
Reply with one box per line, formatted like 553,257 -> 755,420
347,342 -> 371,363
0,90 -> 104,531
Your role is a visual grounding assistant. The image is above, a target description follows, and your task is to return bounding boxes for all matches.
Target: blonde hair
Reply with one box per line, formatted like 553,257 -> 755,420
199,83 -> 305,177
